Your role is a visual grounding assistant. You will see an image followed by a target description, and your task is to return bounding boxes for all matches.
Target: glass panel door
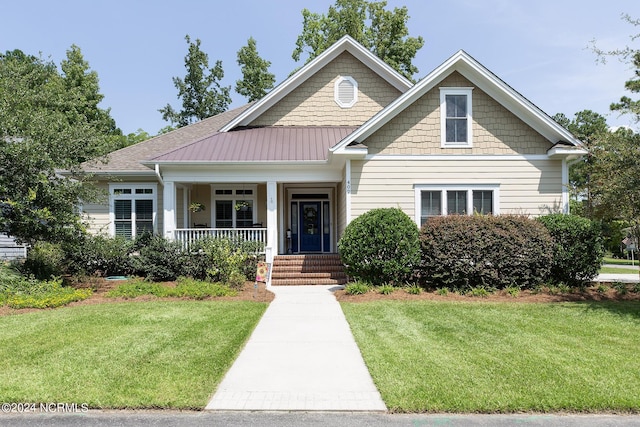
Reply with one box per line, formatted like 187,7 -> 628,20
299,202 -> 321,252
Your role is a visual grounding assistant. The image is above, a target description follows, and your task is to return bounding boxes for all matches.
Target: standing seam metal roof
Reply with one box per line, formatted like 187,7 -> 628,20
149,126 -> 359,163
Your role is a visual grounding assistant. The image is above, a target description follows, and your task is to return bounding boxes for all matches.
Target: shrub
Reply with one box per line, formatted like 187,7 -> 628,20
64,235 -> 134,277
132,235 -> 187,281
105,278 -> 164,298
405,284 -> 422,295
183,237 -> 254,288
419,215 -> 553,291
613,281 -> 628,295
467,286 -> 493,298
106,277 -> 236,299
0,276 -> 91,308
22,241 -> 66,280
506,286 -> 520,297
537,214 -> 604,287
338,208 -> 420,286
344,282 -> 370,295
378,284 -> 395,295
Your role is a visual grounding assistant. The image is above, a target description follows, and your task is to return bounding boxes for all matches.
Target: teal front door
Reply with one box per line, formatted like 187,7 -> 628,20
299,202 -> 322,252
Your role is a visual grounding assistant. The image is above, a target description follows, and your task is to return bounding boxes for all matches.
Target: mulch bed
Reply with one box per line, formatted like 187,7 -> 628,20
1,279 -> 638,317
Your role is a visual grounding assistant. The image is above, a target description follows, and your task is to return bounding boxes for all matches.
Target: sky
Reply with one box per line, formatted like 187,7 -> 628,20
1,0 -> 638,135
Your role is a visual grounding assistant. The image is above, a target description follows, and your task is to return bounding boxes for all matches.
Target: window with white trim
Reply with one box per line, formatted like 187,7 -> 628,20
213,187 -> 257,228
334,76 -> 358,108
440,88 -> 473,147
415,184 -> 499,226
109,184 -> 157,238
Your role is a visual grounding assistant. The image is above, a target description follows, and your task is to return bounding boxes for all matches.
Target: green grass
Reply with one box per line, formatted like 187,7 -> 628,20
603,257 -> 639,266
599,266 -> 640,274
341,300 -> 640,413
0,300 -> 267,409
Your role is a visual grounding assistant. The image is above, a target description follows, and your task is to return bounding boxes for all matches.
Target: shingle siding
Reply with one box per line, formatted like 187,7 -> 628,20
364,72 -> 551,155
250,52 -> 401,127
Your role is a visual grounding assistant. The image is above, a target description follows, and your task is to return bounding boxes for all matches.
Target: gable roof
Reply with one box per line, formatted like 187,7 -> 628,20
82,104 -> 252,174
145,126 -> 358,164
331,50 -> 585,153
219,35 -> 413,132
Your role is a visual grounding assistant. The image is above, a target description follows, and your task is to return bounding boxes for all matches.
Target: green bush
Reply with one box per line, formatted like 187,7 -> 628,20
22,241 -> 66,280
184,238 -> 252,288
338,208 -> 420,286
0,275 -> 91,308
132,235 -> 187,281
64,235 -> 134,277
378,284 -> 395,295
344,282 -> 370,295
419,215 -> 554,291
106,277 -> 236,299
537,214 -> 604,286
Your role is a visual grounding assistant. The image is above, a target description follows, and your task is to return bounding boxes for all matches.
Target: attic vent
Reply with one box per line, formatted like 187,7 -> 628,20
335,76 -> 357,108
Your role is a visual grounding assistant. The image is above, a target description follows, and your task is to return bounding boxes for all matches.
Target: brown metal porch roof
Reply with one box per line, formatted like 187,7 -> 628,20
149,126 -> 359,163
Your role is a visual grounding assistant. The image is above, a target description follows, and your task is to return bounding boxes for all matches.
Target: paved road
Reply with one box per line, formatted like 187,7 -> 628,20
2,411 -> 640,427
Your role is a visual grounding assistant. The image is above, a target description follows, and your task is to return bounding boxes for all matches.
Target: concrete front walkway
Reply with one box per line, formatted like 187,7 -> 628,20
206,285 -> 386,411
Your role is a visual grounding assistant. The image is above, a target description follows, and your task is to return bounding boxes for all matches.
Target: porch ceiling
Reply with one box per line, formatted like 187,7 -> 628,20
148,126 -> 359,163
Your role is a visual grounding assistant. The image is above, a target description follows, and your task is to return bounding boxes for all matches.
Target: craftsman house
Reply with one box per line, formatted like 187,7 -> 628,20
80,36 -> 585,276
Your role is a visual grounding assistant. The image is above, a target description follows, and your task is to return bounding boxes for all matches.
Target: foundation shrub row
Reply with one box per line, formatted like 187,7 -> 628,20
338,208 -> 604,290
20,233 -> 260,289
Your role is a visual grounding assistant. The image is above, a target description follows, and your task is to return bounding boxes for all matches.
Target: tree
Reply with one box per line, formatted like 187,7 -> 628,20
587,15 -> 640,256
592,14 -> 640,122
292,0 -> 424,81
160,35 -> 231,127
590,128 -> 640,245
0,48 -> 114,244
553,110 -> 609,217
235,37 -> 275,102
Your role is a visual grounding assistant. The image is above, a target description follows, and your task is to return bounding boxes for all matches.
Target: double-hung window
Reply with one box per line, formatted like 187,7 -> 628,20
440,88 -> 473,147
415,184 -> 498,226
213,187 -> 257,228
109,184 -> 157,238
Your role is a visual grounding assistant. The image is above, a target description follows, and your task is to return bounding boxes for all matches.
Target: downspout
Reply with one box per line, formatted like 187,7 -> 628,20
154,164 -> 164,185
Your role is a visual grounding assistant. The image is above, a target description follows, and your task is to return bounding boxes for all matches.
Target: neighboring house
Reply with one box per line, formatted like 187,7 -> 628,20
80,36 -> 585,264
0,233 -> 26,261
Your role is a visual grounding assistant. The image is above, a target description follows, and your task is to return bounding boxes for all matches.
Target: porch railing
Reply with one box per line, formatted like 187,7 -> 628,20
174,228 -> 267,253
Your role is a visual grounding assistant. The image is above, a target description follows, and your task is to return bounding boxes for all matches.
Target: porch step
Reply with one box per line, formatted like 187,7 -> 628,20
270,254 -> 348,286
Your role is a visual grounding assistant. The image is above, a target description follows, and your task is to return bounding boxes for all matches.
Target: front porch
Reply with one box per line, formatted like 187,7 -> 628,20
163,181 -> 344,262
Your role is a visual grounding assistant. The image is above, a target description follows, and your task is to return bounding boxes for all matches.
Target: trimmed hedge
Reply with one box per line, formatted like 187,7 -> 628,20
338,208 -> 420,286
419,215 -> 554,291
537,214 -> 604,286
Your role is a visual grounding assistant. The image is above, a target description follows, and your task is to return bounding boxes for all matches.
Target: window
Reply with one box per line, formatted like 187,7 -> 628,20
415,185 -> 498,226
440,88 -> 473,147
109,184 -> 157,238
212,187 -> 256,228
334,76 -> 357,108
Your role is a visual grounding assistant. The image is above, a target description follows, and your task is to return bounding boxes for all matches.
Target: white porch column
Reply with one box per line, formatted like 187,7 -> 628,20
163,181 -> 177,240
266,181 -> 278,263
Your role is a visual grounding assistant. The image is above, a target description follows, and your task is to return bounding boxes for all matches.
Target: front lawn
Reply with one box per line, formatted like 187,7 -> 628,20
342,300 -> 640,413
0,301 -> 267,409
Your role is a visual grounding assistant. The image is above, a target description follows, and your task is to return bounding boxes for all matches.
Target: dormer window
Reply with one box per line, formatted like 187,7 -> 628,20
335,76 -> 358,108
